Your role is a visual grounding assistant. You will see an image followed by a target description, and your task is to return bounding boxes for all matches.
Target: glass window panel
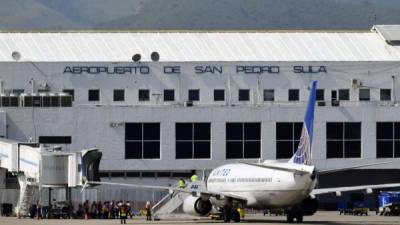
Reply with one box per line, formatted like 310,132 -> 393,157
226,123 -> 243,140
359,89 -> 370,101
143,123 -> 160,140
42,96 -> 50,107
263,89 -> 274,101
288,89 -> 299,101
377,122 -> 393,139
164,89 -> 175,101
316,89 -> 324,101
125,123 -> 142,140
88,89 -> 100,101
327,141 -> 343,158
395,141 -> 400,158
294,123 -> 303,140
276,123 -> 293,140
188,89 -> 199,101
380,89 -> 391,101
24,96 -> 32,107
214,89 -> 225,101
194,141 -> 210,159
60,96 -> 72,107
194,123 -> 210,140
327,123 -> 343,139
143,141 -> 160,159
125,142 -> 142,159
394,123 -> 400,139
138,89 -> 150,101
50,96 -> 60,107
344,141 -> 361,158
345,123 -> 361,139
226,141 -> 243,159
63,89 -> 74,101
9,97 -> 18,107
239,89 -> 250,101
176,141 -> 193,159
1,97 -> 9,107
244,123 -> 260,140
276,141 -> 293,159
113,89 -> 125,101
338,89 -> 349,100
176,123 -> 193,140
244,141 -> 260,158
377,140 -> 394,158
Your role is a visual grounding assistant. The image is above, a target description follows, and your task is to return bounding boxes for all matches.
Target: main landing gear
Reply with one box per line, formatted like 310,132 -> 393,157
286,207 -> 303,223
221,205 -> 241,223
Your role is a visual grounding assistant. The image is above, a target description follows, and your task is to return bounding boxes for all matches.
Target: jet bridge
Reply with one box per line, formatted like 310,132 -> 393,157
0,138 -> 102,217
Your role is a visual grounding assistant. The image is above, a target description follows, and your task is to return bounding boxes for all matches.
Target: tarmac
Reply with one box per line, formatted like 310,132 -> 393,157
0,211 -> 399,225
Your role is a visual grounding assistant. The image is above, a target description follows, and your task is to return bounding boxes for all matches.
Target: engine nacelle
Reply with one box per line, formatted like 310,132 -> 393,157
300,197 -> 319,216
182,196 -> 212,216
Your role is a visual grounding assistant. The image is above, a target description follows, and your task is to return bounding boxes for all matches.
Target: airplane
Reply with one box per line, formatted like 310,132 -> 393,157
86,80 -> 400,223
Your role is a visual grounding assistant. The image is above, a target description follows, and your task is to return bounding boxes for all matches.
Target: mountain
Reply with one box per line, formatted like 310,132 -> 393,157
0,0 -> 400,30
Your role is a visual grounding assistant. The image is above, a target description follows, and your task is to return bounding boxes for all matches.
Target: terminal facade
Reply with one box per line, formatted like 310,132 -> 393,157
1,26 -> 400,206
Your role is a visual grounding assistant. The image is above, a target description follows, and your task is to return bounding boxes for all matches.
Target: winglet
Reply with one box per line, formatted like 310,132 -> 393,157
289,81 -> 317,165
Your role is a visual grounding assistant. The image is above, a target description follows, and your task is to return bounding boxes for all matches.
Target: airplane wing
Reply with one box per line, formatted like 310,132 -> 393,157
311,183 -> 400,196
88,181 -> 247,202
317,161 -> 392,174
242,162 -> 313,175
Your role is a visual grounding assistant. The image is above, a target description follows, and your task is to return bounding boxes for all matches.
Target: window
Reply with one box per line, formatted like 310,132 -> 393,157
376,122 -> 400,158
188,89 -> 199,101
239,89 -> 250,101
164,89 -> 175,101
113,89 -> 125,101
39,136 -> 72,144
326,122 -> 361,158
316,89 -> 324,101
12,89 -> 24,95
359,89 -> 370,101
288,89 -> 299,101
125,123 -> 160,159
63,89 -> 74,101
88,89 -> 100,101
276,122 -> 302,159
380,89 -> 391,101
138,89 -> 150,101
338,89 -> 350,100
176,123 -> 211,159
214,89 -> 225,101
226,123 -> 261,159
263,89 -> 274,101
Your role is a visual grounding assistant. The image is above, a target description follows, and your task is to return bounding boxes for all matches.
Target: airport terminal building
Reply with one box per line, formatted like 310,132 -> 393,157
1,25 -> 400,207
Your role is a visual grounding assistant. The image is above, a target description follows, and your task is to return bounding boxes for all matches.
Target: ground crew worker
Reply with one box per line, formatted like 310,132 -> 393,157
145,201 -> 152,221
178,178 -> 186,188
119,204 -> 127,224
191,173 -> 198,182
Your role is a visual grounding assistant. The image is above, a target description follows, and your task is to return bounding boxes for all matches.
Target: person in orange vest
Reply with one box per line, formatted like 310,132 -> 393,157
119,204 -> 127,224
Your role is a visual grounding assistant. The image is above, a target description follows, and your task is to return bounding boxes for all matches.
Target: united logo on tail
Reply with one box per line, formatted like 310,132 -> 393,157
289,81 -> 317,165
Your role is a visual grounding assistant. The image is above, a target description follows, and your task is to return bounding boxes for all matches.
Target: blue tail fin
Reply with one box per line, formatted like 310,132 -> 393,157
289,81 -> 317,165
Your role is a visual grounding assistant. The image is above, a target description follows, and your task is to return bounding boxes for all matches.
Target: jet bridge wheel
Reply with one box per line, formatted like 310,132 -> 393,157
286,207 -> 303,223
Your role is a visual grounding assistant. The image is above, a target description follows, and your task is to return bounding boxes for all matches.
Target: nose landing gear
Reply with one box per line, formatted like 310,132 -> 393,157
286,206 -> 303,223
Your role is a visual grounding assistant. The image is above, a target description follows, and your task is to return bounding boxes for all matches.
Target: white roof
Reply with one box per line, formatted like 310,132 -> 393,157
0,30 -> 400,62
372,25 -> 400,44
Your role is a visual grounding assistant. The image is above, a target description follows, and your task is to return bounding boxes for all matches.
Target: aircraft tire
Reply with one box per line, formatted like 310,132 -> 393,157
296,213 -> 303,223
286,212 -> 294,223
223,206 -> 232,223
232,210 -> 240,222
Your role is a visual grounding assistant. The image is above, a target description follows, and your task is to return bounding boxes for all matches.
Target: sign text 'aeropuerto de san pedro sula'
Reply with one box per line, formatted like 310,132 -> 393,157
63,65 -> 327,75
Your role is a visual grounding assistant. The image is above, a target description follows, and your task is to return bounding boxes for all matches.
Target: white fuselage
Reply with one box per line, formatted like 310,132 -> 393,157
207,163 -> 316,209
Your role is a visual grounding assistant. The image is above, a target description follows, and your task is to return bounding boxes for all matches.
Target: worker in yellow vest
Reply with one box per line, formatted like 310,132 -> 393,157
178,178 -> 186,188
191,173 -> 198,182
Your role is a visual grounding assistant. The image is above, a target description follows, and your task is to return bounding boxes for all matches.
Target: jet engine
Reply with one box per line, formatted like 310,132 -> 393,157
182,196 -> 213,216
300,197 -> 319,216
